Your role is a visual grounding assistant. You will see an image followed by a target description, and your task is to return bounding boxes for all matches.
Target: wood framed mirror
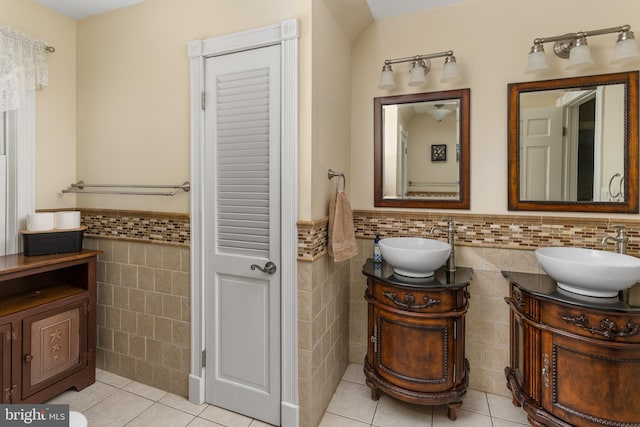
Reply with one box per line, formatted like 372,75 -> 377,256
508,71 -> 639,213
374,89 -> 470,209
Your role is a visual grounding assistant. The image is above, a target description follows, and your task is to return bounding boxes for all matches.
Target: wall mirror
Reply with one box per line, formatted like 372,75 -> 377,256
508,71 -> 639,212
374,89 -> 470,209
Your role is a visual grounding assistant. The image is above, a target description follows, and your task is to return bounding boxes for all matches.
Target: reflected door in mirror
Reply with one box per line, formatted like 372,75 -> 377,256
508,72 -> 638,213
374,89 -> 470,209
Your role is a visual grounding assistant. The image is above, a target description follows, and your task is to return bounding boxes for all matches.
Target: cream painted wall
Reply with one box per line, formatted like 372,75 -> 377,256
2,0 -> 77,210
75,0 -> 311,213
309,0 -> 354,219
350,0 -> 640,217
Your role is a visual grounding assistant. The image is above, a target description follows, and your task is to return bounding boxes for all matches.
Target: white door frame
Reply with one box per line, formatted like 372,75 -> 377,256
188,20 -> 299,426
2,92 -> 37,255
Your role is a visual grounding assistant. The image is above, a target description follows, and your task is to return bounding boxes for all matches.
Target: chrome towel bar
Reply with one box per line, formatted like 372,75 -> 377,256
62,181 -> 191,196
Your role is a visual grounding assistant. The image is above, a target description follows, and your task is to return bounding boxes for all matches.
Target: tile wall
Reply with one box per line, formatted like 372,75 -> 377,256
82,210 -> 191,397
297,251 -> 350,427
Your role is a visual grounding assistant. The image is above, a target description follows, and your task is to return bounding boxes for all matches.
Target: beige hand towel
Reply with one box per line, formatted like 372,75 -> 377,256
328,191 -> 358,262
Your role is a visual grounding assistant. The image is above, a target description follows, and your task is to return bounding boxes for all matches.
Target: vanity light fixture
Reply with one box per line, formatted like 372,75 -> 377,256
378,50 -> 460,89
525,24 -> 640,74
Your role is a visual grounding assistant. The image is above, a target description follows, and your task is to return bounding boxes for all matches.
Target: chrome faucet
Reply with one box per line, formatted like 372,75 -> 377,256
430,218 -> 456,272
601,224 -> 628,254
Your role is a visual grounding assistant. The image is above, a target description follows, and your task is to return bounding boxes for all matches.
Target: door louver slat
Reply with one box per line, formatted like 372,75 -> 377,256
216,68 -> 270,257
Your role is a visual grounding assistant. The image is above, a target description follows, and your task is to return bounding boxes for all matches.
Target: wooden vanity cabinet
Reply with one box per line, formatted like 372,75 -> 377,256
0,251 -> 99,404
362,261 -> 472,421
504,271 -> 640,427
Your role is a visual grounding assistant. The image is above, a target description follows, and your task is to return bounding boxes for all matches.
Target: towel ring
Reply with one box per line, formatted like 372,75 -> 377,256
608,173 -> 624,200
328,169 -> 346,193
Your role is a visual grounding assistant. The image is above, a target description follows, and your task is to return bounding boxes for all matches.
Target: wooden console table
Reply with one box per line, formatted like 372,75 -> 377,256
0,250 -> 99,403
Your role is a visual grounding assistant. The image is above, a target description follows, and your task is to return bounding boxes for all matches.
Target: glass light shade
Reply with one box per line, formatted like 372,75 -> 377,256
525,50 -> 550,74
408,61 -> 428,87
612,37 -> 640,64
440,60 -> 461,83
378,69 -> 396,89
427,108 -> 452,122
566,44 -> 593,70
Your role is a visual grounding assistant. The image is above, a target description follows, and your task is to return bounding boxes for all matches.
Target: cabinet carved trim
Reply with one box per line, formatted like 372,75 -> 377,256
382,291 -> 441,310
512,287 -> 526,309
542,353 -> 550,388
561,314 -> 640,339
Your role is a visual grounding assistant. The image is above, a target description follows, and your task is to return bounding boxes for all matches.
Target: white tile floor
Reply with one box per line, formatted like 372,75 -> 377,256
47,364 -> 531,426
321,364 -> 531,427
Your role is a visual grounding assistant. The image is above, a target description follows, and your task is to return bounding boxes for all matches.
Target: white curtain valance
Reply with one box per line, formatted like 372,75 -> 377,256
0,26 -> 49,112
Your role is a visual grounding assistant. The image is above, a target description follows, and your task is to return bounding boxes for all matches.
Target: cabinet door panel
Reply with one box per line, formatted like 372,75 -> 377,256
22,299 -> 87,399
0,323 -> 12,403
374,308 -> 453,392
545,333 -> 640,426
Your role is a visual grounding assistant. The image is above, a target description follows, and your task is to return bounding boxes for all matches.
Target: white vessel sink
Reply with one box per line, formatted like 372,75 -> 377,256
378,237 -> 451,278
535,247 -> 640,298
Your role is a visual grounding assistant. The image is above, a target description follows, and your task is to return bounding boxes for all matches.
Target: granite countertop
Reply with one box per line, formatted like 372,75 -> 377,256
362,259 -> 472,289
502,270 -> 640,312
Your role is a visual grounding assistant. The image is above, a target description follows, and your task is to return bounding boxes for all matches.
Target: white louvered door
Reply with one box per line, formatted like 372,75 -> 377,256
204,44 -> 281,425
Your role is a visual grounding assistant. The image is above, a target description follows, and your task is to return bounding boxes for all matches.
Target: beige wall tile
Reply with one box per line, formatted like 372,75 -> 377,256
162,294 -> 182,320
121,264 -> 138,288
145,292 -> 163,316
129,289 -> 146,313
121,310 -> 137,334
96,240 -> 191,397
129,335 -> 146,359
134,359 -> 153,384
120,354 -> 136,380
146,245 -> 163,268
129,242 -> 147,266
152,365 -> 172,391
155,269 -> 172,294
138,267 -> 155,290
172,321 -> 190,347
113,285 -> 129,309
106,262 -> 122,285
172,272 -> 190,297
112,240 -> 129,263
155,317 -> 172,342
114,331 -> 129,354
98,326 -> 113,351
298,290 -> 312,321
162,246 -> 182,271
180,248 -> 190,273
146,339 -> 163,364
105,306 -> 121,330
162,343 -> 183,369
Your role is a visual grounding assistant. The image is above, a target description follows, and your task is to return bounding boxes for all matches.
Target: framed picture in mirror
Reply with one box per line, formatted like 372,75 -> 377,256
431,144 -> 447,162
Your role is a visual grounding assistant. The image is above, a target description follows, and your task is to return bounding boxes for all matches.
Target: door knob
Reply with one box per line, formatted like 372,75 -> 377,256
251,261 -> 277,275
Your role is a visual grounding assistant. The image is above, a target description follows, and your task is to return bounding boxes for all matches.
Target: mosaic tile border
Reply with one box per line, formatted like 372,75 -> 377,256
297,210 -> 640,261
68,208 -> 640,259
79,209 -> 190,245
297,217 -> 329,261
